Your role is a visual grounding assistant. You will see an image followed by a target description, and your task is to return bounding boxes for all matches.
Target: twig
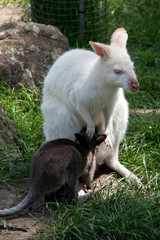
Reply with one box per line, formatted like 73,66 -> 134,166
0,223 -> 27,232
130,109 -> 160,115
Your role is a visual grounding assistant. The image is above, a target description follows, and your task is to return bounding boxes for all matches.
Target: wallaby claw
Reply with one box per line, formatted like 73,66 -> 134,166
86,126 -> 95,140
104,139 -> 112,149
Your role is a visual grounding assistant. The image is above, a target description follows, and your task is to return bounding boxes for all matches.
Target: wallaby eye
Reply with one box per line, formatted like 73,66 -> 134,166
114,69 -> 123,75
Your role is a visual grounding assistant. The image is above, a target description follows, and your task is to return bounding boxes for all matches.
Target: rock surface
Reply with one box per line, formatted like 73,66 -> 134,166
0,21 -> 70,90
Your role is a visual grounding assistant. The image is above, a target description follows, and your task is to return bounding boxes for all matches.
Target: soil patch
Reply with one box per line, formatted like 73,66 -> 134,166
0,181 -> 49,240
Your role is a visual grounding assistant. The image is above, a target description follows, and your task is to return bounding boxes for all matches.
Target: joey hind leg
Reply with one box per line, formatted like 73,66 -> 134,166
45,185 -> 66,203
63,174 -> 77,205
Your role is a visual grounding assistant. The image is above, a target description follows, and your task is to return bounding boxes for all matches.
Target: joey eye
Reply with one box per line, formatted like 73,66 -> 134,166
114,69 -> 123,75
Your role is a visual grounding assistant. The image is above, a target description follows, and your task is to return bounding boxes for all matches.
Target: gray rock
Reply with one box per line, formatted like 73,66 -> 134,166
0,22 -> 70,91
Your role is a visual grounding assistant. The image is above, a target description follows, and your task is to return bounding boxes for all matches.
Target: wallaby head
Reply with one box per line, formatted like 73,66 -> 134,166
89,28 -> 139,93
75,132 -> 106,151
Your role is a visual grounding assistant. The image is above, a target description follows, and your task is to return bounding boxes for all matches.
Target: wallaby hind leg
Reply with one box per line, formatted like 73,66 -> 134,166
63,174 -> 77,205
105,148 -> 131,178
106,150 -> 141,185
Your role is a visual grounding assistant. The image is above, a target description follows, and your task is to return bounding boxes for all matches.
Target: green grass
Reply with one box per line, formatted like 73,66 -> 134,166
0,0 -> 160,239
1,0 -> 29,7
0,84 -> 43,180
31,184 -> 160,240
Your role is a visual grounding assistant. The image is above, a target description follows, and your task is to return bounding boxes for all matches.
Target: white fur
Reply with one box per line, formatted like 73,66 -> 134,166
41,28 -> 140,180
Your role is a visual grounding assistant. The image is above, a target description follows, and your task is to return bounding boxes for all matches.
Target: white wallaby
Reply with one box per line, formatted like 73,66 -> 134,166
41,28 -> 140,180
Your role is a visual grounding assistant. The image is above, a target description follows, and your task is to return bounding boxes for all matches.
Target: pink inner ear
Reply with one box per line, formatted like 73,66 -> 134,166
111,28 -> 128,48
89,41 -> 105,57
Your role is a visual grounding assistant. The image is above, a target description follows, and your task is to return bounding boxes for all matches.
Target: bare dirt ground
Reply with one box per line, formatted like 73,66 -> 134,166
0,181 -> 51,240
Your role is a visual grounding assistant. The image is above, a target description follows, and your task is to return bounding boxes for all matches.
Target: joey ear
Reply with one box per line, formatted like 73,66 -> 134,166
110,28 -> 128,48
75,133 -> 87,144
89,41 -> 110,60
95,134 -> 106,146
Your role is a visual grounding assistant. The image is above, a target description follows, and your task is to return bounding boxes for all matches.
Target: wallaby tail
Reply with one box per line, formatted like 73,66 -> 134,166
0,190 -> 39,217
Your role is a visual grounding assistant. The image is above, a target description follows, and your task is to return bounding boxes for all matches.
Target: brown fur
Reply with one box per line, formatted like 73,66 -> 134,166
0,133 -> 106,217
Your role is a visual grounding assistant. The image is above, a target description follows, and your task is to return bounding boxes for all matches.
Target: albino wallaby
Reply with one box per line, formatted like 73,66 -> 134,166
41,28 -> 140,181
0,133 -> 106,217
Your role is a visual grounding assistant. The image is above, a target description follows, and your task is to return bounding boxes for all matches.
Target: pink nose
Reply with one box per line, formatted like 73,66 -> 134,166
130,78 -> 139,93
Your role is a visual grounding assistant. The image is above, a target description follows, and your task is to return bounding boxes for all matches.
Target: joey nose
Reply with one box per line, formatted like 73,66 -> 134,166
130,78 -> 139,93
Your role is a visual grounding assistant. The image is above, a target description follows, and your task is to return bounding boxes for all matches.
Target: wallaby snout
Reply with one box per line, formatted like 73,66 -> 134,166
129,77 -> 139,93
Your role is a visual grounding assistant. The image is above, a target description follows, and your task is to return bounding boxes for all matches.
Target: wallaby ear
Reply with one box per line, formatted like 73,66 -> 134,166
95,134 -> 106,146
110,28 -> 128,48
89,41 -> 110,60
75,133 -> 87,144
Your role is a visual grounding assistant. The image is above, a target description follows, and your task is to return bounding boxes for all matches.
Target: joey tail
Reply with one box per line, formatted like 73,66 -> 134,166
0,190 -> 40,217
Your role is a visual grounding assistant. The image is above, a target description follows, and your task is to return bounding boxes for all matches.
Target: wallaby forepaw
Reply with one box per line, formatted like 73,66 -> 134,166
86,126 -> 95,140
104,139 -> 112,149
